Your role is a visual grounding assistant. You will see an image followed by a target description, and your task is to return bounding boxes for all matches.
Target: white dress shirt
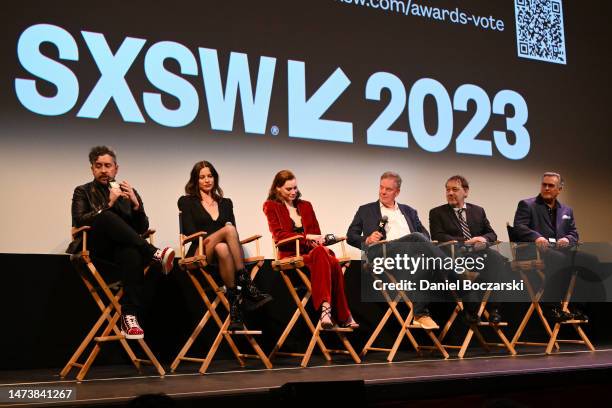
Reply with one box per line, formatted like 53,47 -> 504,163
380,201 -> 411,241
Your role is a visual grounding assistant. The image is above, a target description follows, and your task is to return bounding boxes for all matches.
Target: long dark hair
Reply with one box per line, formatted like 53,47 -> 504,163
267,169 -> 301,202
185,161 -> 224,202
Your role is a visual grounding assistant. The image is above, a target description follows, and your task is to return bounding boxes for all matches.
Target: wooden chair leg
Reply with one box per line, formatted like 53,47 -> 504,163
64,263 -> 160,381
194,271 -> 245,364
388,307 -> 421,361
279,269 -> 331,361
271,264 -> 359,366
269,291 -> 311,360
491,325 -> 517,356
174,263 -> 279,373
301,322 -> 322,367
511,301 -> 535,347
361,278 -> 419,359
546,323 -> 562,354
384,276 -> 448,360
437,304 -> 462,345
200,318 -> 232,374
170,296 -> 222,372
77,310 -> 129,381
360,306 -> 393,358
244,334 -> 273,369
335,331 -> 362,363
574,325 -> 595,351
425,330 -> 450,359
545,271 -> 595,354
137,339 -> 166,377
60,287 -> 120,378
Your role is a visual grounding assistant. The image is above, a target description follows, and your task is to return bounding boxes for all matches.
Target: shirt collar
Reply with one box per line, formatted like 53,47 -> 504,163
379,200 -> 399,211
451,203 -> 467,211
536,194 -> 560,209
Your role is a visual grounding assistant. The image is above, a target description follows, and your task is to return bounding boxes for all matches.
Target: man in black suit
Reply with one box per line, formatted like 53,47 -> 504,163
429,175 -> 507,324
67,146 -> 175,339
347,171 -> 448,329
512,172 -> 598,322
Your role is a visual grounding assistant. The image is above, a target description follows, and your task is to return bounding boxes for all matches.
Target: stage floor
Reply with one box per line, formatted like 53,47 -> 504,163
2,346 -> 612,407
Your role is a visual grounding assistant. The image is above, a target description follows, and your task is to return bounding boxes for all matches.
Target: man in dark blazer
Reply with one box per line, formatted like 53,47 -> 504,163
67,146 -> 175,339
429,175 -> 507,324
347,171 -> 447,330
513,172 -> 597,322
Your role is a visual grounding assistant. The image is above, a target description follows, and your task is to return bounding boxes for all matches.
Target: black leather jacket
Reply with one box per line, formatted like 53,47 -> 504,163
67,180 -> 149,253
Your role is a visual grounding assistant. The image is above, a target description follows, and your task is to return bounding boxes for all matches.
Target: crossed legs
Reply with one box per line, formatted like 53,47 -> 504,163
203,224 -> 244,288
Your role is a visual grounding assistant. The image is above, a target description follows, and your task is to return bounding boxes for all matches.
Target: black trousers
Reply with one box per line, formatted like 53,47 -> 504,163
88,210 -> 156,316
366,232 -> 450,316
541,248 -> 600,304
455,247 -> 509,313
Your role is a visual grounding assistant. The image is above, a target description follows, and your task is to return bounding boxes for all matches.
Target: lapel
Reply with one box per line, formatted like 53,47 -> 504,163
465,203 -> 477,235
535,196 -> 553,231
280,201 -> 293,228
446,204 -> 463,234
397,203 -> 416,232
373,201 -> 382,223
555,201 -> 565,235
89,182 -> 108,210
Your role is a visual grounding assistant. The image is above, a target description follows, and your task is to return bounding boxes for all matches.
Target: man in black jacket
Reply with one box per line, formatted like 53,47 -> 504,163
67,146 -> 175,339
429,175 -> 508,324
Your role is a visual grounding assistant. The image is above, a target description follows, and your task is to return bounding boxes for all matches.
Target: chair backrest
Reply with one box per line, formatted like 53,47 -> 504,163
506,222 -> 517,242
178,211 -> 184,236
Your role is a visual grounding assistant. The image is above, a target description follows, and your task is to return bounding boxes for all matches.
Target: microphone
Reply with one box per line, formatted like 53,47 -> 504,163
377,216 -> 388,240
108,179 -> 121,191
108,179 -> 125,201
323,233 -> 338,246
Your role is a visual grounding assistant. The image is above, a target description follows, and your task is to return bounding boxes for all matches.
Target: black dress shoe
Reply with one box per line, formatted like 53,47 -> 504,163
488,309 -> 503,324
546,307 -> 574,323
571,308 -> 588,321
462,310 -> 481,325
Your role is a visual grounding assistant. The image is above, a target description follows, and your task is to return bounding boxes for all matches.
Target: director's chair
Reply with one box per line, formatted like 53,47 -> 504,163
360,240 -> 449,361
506,224 -> 594,354
268,235 -> 361,367
421,241 -> 516,358
170,215 -> 272,374
60,226 -> 165,381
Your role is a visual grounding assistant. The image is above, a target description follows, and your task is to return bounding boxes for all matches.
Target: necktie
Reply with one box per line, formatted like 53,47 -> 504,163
456,208 -> 472,239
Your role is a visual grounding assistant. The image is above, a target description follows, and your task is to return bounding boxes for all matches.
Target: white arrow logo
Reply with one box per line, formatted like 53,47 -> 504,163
288,60 -> 353,143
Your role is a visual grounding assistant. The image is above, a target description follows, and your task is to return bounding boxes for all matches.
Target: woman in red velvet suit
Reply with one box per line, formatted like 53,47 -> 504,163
263,170 -> 358,329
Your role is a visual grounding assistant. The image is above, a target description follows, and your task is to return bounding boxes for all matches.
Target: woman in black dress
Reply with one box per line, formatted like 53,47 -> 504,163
178,161 -> 271,329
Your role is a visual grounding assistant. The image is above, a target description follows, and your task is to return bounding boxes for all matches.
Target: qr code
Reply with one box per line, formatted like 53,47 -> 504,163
514,0 -> 566,64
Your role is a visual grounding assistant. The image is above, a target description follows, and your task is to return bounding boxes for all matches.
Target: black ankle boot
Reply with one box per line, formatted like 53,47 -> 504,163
237,269 -> 273,311
226,287 -> 244,331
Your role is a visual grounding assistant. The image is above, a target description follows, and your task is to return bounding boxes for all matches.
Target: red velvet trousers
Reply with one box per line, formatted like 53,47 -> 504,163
303,245 -> 351,323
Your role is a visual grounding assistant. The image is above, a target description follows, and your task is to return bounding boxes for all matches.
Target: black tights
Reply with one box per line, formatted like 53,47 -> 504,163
202,225 -> 245,289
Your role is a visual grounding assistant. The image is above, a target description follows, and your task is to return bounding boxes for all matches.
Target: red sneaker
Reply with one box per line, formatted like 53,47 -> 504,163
120,314 -> 144,339
153,247 -> 175,274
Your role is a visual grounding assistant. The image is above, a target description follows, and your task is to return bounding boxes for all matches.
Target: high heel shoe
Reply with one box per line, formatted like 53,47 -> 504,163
320,303 -> 334,329
340,316 -> 360,329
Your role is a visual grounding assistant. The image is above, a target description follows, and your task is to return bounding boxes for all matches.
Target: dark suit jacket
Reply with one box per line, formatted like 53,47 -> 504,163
429,203 -> 497,243
67,180 -> 148,254
512,194 -> 579,244
263,199 -> 321,259
346,201 -> 430,249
